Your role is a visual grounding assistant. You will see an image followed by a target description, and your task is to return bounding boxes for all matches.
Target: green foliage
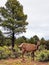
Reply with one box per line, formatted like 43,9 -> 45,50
33,35 -> 39,41
45,40 -> 49,50
4,39 -> 11,46
0,46 -> 11,59
39,45 -> 45,51
35,50 -> 49,61
15,36 -> 27,45
28,35 -> 39,44
0,0 -> 28,34
40,37 -> 46,45
0,45 -> 21,59
13,45 -> 21,57
28,37 -> 35,44
0,0 -> 28,49
33,35 -> 39,44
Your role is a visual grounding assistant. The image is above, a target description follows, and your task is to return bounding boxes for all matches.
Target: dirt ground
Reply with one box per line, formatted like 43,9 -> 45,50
31,61 -> 48,65
0,58 -> 49,65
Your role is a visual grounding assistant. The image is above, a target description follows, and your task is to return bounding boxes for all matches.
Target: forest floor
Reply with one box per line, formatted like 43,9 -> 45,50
0,58 -> 49,65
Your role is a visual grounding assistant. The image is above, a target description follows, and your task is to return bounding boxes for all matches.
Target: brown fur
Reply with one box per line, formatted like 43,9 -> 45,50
19,41 -> 40,60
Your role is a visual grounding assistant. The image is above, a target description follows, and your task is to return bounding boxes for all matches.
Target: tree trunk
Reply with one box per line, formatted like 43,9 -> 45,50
12,32 -> 15,51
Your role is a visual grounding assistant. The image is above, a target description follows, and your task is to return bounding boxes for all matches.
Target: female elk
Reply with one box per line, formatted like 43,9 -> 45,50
19,41 -> 40,60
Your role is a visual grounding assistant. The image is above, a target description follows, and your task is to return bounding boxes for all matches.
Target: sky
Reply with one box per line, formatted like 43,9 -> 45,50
0,0 -> 49,39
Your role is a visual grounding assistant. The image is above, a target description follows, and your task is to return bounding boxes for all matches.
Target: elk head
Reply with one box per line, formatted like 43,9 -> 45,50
36,41 -> 40,50
18,43 -> 26,50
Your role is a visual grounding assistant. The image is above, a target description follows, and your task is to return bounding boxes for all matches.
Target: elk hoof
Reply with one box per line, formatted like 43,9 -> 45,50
21,58 -> 26,62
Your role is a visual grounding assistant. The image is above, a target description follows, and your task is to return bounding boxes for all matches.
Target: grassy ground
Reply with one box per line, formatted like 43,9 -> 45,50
0,58 -> 49,65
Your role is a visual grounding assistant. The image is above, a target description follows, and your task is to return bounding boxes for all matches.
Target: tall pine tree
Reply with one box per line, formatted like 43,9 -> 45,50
0,0 -> 28,50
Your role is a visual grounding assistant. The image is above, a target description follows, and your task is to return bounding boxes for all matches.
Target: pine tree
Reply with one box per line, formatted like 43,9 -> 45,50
0,0 -> 28,50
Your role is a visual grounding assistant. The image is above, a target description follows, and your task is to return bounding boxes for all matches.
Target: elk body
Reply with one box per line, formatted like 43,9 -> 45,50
19,41 -> 40,60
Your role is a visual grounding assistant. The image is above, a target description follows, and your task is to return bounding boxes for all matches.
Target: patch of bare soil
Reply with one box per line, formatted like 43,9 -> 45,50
31,61 -> 48,65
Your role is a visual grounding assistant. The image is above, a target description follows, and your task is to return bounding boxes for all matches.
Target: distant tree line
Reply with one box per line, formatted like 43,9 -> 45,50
0,30 -> 49,50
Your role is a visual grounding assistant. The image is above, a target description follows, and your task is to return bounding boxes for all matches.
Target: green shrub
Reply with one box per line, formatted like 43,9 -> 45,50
0,46 -> 11,59
35,50 -> 49,61
14,45 -> 19,52
0,45 -> 21,59
13,45 -> 22,58
39,45 -> 45,50
10,52 -> 15,59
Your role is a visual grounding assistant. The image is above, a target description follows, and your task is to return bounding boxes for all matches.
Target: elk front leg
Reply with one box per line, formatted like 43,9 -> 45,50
31,52 -> 34,60
22,49 -> 25,61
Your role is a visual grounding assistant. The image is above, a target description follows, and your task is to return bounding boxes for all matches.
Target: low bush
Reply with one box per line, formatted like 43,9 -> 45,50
0,46 -> 11,59
0,45 -> 21,59
39,45 -> 45,51
35,50 -> 49,61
